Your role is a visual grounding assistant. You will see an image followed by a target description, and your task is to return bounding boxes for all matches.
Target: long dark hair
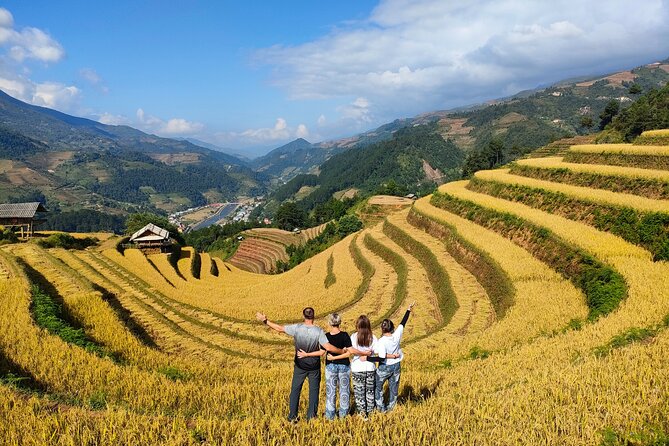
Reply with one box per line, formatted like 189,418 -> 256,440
356,315 -> 372,347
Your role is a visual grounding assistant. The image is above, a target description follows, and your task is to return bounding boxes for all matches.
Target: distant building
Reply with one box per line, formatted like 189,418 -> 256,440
129,223 -> 172,252
0,202 -> 47,238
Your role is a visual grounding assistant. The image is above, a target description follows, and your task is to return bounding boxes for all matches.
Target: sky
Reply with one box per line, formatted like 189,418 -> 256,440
1,1 -> 668,156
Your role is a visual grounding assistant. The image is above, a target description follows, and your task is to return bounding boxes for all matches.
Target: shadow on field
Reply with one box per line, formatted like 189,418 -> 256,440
91,283 -> 160,349
398,378 -> 442,405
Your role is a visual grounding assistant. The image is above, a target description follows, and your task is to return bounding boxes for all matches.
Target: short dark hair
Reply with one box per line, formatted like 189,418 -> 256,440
381,319 -> 394,334
303,307 -> 315,320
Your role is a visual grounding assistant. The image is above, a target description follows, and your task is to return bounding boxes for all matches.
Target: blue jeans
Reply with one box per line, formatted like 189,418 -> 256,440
375,362 -> 401,412
325,363 -> 351,419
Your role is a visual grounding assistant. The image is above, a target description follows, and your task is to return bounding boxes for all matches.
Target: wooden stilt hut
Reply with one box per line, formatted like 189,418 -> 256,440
0,202 -> 48,238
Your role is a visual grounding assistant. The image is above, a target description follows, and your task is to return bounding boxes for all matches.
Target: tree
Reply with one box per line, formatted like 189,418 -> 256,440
337,215 -> 362,236
579,116 -> 594,129
375,180 -> 408,197
484,138 -> 505,167
313,198 -> 348,223
610,84 -> 669,140
599,100 -> 620,130
275,202 -> 308,231
629,84 -> 642,95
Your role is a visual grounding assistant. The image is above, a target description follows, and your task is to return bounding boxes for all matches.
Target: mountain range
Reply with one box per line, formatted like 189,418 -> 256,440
256,58 -> 669,186
257,58 -> 669,213
0,57 -> 668,222
0,90 -> 264,215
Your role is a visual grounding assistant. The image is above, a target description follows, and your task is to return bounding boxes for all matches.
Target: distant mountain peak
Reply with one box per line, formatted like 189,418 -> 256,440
277,138 -> 312,153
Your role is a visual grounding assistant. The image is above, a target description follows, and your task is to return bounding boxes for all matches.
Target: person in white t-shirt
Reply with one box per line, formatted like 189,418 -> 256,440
375,301 -> 415,412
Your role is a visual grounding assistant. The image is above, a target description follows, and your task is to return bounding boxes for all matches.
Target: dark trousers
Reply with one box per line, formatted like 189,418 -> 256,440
289,365 -> 321,420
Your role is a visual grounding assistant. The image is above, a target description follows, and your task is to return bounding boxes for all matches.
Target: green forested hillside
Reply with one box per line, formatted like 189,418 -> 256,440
0,90 -> 265,216
265,123 -> 464,212
609,84 -> 669,140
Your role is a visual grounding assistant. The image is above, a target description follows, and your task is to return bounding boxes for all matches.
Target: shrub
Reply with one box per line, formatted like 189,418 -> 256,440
37,233 -> 98,250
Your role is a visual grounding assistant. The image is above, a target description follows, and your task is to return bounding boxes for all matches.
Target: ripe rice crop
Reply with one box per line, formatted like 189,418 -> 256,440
387,210 -> 494,337
569,144 -> 669,156
636,129 -> 669,146
4,150 -> 669,443
474,169 -> 669,214
110,236 -> 364,322
334,231 -> 397,327
641,129 -> 669,137
514,156 -> 669,181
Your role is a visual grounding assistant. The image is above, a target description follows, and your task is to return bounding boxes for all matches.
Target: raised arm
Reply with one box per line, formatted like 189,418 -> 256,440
399,301 -> 416,327
256,312 -> 285,333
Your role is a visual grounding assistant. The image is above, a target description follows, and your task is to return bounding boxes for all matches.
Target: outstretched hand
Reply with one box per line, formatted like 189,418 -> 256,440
296,349 -> 308,359
408,301 -> 416,311
256,312 -> 267,323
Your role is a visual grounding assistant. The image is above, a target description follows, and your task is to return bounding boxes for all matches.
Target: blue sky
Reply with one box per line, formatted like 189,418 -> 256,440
1,1 -> 668,156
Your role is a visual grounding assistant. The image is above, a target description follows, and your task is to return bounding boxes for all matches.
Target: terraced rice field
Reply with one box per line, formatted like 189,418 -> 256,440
228,224 -> 328,273
1,132 -> 669,444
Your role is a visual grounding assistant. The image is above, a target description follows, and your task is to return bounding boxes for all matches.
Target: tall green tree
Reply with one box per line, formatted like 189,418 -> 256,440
275,202 -> 308,231
599,100 -> 620,130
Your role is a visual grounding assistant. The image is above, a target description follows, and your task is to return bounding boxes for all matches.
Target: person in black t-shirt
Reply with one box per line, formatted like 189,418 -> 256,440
297,313 -> 352,419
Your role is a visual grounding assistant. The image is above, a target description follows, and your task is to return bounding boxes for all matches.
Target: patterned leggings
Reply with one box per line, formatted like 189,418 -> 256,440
352,371 -> 375,416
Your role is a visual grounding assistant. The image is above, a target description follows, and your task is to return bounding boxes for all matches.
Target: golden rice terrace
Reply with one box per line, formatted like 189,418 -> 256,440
1,129 -> 669,445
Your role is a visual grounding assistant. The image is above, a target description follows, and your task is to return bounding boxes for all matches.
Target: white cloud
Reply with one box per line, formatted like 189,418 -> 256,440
296,123 -> 309,139
79,68 -> 101,85
0,8 -> 76,112
0,69 -> 81,112
256,0 -> 669,119
135,108 -> 204,135
163,118 -> 204,134
32,82 -> 80,109
214,118 -> 313,148
238,117 -> 290,142
0,8 -> 64,63
317,114 -> 326,126
337,97 -> 373,124
97,112 -> 131,126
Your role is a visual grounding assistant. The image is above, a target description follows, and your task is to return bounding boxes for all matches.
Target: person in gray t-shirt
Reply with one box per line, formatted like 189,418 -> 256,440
256,307 -> 343,421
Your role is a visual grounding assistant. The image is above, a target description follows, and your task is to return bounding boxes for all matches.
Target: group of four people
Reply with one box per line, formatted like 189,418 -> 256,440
256,302 -> 414,421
